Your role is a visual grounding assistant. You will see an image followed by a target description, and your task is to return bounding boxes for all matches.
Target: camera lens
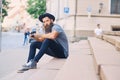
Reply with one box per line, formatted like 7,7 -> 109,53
31,34 -> 34,37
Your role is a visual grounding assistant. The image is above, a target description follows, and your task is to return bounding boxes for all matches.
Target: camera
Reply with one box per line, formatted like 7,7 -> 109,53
30,31 -> 36,34
30,31 -> 36,37
31,34 -> 35,37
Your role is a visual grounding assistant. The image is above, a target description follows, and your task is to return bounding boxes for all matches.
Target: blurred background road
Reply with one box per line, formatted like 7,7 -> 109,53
0,32 -> 29,78
1,32 -> 24,50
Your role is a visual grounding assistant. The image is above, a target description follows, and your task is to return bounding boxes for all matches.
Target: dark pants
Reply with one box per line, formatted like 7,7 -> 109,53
27,39 -> 66,62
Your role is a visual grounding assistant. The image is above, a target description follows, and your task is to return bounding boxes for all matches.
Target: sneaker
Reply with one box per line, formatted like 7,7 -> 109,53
22,59 -> 33,67
23,60 -> 37,69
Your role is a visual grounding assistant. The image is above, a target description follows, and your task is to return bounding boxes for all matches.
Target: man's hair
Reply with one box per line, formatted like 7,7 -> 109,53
97,24 -> 100,26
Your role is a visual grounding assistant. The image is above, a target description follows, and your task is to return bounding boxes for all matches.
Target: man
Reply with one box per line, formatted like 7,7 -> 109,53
19,13 -> 69,71
94,24 -> 103,38
94,24 -> 103,36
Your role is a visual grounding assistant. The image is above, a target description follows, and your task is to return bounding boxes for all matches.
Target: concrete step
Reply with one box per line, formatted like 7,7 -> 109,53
54,40 -> 98,80
102,35 -> 120,51
69,40 -> 91,55
54,54 -> 98,80
88,37 -> 120,80
100,65 -> 120,80
103,31 -> 120,36
25,58 -> 66,80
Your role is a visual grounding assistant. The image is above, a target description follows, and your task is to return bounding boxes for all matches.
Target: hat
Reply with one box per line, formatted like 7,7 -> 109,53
39,13 -> 55,22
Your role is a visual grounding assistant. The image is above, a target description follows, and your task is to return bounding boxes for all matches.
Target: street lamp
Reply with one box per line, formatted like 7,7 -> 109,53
99,2 -> 104,13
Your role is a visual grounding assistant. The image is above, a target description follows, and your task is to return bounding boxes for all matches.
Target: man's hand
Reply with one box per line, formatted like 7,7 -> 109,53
33,33 -> 45,42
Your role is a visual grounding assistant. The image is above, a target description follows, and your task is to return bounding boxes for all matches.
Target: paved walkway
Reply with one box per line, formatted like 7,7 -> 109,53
1,32 -> 25,50
0,32 -> 29,78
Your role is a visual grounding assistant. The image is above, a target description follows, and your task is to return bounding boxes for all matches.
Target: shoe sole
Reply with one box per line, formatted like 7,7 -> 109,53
17,68 -> 29,73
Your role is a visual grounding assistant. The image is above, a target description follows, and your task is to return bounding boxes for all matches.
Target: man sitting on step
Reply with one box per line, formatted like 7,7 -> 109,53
19,13 -> 69,72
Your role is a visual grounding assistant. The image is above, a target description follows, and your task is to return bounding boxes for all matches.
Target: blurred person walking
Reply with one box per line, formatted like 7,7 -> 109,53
23,28 -> 30,46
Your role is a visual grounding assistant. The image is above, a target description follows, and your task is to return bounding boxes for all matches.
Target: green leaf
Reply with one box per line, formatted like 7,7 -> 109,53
1,0 -> 9,22
26,0 -> 46,19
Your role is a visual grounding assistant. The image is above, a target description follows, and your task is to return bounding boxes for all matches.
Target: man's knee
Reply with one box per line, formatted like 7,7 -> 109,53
30,42 -> 37,49
43,39 -> 53,44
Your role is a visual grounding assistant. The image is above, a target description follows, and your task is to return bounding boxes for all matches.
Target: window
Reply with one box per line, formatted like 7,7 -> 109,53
111,0 -> 120,14
111,25 -> 120,31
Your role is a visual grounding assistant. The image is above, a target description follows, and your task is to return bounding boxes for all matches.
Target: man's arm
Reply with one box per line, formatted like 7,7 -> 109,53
41,30 -> 59,39
32,30 -> 59,41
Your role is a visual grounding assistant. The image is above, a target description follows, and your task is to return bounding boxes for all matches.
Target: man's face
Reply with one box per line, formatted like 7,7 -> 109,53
42,17 -> 53,29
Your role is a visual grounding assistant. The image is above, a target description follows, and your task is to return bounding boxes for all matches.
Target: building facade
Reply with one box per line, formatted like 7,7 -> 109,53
46,0 -> 120,40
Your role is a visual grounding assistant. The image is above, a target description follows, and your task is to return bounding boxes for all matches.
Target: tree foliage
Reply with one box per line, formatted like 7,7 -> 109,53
27,0 -> 46,19
1,0 -> 9,21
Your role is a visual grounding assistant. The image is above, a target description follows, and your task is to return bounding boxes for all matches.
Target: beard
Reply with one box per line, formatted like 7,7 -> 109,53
44,22 -> 54,33
44,22 -> 53,28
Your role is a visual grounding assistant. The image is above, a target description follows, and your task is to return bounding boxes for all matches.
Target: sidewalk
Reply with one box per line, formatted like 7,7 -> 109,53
0,45 -> 29,78
0,32 -> 29,78
1,32 -> 24,50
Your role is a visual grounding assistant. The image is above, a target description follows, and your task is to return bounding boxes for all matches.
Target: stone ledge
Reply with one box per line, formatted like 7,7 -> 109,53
102,35 -> 120,51
100,65 -> 120,80
103,31 -> 120,36
88,37 -> 120,75
54,54 -> 98,80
